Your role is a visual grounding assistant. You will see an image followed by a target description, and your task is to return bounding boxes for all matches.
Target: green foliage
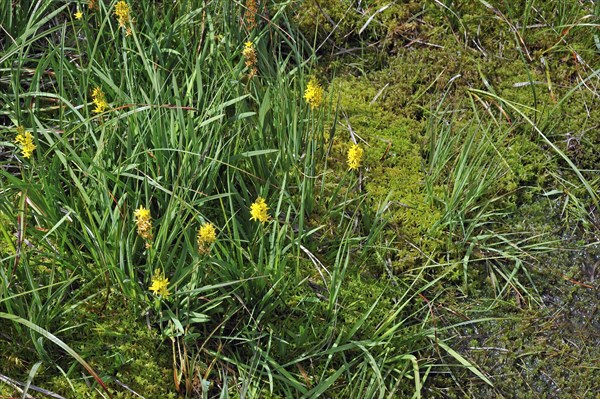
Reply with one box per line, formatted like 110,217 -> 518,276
2,0 -> 599,398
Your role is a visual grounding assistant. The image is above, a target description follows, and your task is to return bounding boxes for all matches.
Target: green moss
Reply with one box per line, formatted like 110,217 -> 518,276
431,300 -> 600,397
294,1 -> 424,54
322,75 -> 442,269
0,289 -> 175,398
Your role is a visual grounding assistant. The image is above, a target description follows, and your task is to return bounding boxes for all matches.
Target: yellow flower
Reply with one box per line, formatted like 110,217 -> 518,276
114,1 -> 130,28
74,10 -> 83,20
149,269 -> 170,297
15,126 -> 36,159
304,77 -> 324,110
242,41 -> 257,79
134,205 -> 153,245
242,41 -> 256,63
347,143 -> 364,170
250,197 -> 270,223
198,222 -> 217,245
197,222 -> 217,254
91,86 -> 108,114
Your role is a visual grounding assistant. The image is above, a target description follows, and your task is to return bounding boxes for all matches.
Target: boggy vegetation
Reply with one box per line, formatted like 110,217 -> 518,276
1,0 -> 599,398
296,0 -> 600,397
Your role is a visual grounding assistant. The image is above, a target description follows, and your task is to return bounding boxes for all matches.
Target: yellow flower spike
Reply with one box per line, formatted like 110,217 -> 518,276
242,41 -> 257,79
15,126 -> 36,159
114,1 -> 130,28
304,77 -> 324,110
134,205 -> 153,245
91,86 -> 108,114
250,197 -> 270,223
242,41 -> 255,60
244,0 -> 258,30
198,222 -> 217,245
197,222 -> 217,254
74,10 -> 83,20
243,41 -> 254,51
149,269 -> 170,297
347,143 -> 364,171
